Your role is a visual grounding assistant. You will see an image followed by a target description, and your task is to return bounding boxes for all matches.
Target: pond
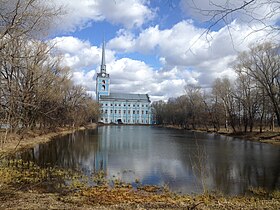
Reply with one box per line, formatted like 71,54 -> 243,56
17,126 -> 280,195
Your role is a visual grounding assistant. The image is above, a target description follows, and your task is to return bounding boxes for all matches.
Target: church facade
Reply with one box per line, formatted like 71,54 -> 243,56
96,42 -> 152,124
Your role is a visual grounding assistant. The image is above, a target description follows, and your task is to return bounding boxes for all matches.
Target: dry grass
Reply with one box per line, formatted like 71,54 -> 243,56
0,124 -> 97,157
160,125 -> 280,145
0,185 -> 279,210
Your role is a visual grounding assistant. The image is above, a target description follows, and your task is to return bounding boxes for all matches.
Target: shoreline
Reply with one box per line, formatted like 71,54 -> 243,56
156,124 -> 280,145
4,123 -> 278,157
0,123 -> 97,156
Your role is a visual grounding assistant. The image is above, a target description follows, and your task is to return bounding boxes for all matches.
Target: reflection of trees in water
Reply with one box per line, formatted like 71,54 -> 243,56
19,129 -> 107,174
171,132 -> 280,194
207,137 -> 280,194
18,127 -> 280,195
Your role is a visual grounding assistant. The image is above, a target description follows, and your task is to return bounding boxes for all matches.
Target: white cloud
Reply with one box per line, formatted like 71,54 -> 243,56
52,36 -> 199,101
52,0 -> 155,32
107,18 -> 277,90
180,0 -> 280,22
52,36 -> 91,54
107,30 -> 135,52
134,25 -> 162,53
51,13 -> 278,101
180,0 -> 280,33
97,0 -> 155,28
52,36 -> 115,70
72,70 -> 96,90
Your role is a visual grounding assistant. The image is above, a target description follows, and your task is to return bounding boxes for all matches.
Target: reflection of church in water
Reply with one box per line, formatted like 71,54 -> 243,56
96,41 -> 152,124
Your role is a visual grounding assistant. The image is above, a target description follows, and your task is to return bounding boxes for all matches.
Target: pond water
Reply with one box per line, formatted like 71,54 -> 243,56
17,126 -> 280,195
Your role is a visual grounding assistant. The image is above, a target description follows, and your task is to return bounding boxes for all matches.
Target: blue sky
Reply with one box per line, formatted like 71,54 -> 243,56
50,0 -> 280,101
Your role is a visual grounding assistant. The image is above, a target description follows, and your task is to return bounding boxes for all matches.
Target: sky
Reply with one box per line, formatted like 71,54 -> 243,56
49,0 -> 280,101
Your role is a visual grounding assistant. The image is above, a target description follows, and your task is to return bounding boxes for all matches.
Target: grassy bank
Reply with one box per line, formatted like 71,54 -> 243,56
159,125 -> 280,145
0,160 -> 279,210
225,130 -> 280,145
0,123 -> 97,157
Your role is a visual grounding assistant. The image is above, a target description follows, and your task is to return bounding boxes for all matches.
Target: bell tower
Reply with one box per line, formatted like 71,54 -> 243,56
96,40 -> 110,101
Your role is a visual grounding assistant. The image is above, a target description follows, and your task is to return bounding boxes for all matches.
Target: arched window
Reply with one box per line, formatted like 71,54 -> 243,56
102,85 -> 105,90
102,80 -> 106,84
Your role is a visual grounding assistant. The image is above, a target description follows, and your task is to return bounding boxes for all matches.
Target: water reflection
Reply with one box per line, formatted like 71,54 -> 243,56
19,130 -> 107,174
18,126 -> 280,195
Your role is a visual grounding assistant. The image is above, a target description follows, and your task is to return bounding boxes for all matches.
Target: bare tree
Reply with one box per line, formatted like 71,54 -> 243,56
0,0 -> 99,147
233,72 -> 260,132
0,0 -> 63,50
235,42 -> 280,126
185,0 -> 279,38
185,85 -> 205,130
151,100 -> 166,125
202,91 -> 224,132
212,78 -> 238,132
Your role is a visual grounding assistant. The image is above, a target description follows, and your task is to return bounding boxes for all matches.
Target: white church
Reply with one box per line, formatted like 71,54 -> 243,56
95,41 -> 152,124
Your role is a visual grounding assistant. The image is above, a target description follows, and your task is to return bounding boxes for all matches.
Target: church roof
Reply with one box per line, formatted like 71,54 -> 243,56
100,93 -> 150,102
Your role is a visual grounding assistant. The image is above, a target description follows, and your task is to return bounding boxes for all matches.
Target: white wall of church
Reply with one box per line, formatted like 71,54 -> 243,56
99,100 -> 152,124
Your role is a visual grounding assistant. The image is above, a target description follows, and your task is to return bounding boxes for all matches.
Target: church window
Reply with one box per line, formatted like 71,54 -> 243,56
102,85 -> 105,90
102,80 -> 105,84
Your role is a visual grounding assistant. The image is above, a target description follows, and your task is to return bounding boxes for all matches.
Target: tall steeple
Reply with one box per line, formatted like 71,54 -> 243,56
96,38 -> 110,101
100,39 -> 106,73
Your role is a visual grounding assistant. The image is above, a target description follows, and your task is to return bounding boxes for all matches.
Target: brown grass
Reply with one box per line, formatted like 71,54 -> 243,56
0,185 -> 279,210
159,125 -> 280,145
0,123 -> 97,157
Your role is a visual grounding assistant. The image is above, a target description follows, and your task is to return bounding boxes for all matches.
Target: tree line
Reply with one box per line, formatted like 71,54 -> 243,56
0,0 -> 99,137
152,42 -> 280,133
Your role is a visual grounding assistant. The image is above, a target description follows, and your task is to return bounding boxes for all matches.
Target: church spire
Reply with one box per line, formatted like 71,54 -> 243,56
100,39 -> 106,73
